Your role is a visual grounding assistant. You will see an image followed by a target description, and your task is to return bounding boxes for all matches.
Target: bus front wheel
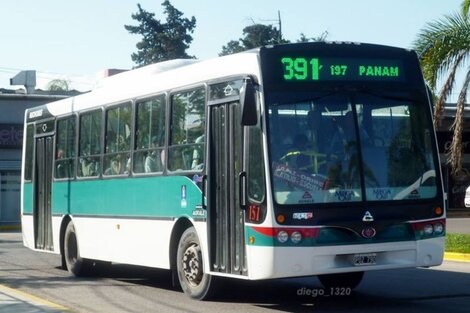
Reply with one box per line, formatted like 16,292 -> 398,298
318,271 -> 364,289
176,227 -> 215,300
64,222 -> 90,277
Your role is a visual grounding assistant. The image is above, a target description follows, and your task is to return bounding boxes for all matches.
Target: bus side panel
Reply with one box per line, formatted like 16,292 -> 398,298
21,182 -> 34,248
51,175 -> 203,269
21,214 -> 63,254
21,215 -> 35,249
72,217 -> 174,268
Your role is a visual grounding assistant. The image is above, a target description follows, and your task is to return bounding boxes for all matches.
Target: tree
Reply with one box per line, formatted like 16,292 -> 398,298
125,1 -> 196,67
220,23 -> 328,56
297,31 -> 329,43
220,24 -> 289,56
47,79 -> 70,92
413,0 -> 470,176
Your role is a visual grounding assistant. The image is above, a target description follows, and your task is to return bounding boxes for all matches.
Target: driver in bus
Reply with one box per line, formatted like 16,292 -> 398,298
306,107 -> 322,152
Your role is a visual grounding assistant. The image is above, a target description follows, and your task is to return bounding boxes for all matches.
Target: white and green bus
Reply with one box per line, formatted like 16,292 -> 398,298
21,42 -> 445,299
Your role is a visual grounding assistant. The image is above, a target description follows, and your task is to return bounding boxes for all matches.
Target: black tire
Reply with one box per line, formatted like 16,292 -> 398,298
64,222 -> 90,277
176,227 -> 215,300
318,271 -> 364,289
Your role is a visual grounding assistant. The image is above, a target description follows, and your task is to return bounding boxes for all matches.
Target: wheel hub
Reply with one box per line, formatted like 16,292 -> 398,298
182,244 -> 203,286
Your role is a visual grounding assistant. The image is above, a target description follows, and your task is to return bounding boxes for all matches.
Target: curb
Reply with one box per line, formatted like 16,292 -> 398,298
0,283 -> 69,312
444,252 -> 470,262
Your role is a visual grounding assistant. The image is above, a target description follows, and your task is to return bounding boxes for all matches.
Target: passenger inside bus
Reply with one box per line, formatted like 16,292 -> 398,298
80,157 -> 97,177
191,134 -> 204,170
145,137 -> 163,173
105,155 -> 122,175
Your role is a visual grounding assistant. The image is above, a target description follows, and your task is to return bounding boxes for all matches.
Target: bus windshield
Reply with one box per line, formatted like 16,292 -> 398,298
268,92 -> 438,205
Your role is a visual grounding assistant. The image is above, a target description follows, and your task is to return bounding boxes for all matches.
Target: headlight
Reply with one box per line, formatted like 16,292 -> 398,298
423,224 -> 434,236
277,230 -> 289,243
433,222 -> 444,235
291,231 -> 302,244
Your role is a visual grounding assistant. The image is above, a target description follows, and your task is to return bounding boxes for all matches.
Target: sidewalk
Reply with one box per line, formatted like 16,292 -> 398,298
0,284 -> 69,313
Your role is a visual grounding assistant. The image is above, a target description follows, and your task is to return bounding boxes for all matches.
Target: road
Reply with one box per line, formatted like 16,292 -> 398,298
0,231 -> 469,313
447,218 -> 470,234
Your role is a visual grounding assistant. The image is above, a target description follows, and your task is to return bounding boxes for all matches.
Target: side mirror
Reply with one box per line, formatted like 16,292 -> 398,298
240,78 -> 258,126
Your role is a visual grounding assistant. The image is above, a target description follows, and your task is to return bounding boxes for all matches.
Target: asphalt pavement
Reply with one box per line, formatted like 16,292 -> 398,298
446,217 -> 470,234
0,284 -> 68,312
0,216 -> 468,313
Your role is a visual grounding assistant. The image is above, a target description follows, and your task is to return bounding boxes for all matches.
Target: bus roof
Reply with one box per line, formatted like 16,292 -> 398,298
25,41 -> 418,122
26,49 -> 261,121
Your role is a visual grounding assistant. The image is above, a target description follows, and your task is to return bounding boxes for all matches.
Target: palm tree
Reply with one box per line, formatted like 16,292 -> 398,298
413,0 -> 470,176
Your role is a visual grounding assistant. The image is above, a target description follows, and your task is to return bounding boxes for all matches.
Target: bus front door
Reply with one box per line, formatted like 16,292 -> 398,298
208,101 -> 248,276
33,135 -> 54,251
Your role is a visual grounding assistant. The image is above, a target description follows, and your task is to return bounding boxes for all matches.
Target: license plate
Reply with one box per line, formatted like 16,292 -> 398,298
353,253 -> 377,266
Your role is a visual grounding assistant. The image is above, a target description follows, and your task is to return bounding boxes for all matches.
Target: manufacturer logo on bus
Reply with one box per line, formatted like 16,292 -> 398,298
362,211 -> 374,222
361,227 -> 377,239
29,109 -> 43,119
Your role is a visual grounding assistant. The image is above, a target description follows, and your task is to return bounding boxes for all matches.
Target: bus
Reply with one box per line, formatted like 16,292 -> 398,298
21,42 -> 445,300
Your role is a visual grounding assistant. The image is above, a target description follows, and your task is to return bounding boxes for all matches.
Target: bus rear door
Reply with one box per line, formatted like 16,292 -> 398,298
33,121 -> 54,251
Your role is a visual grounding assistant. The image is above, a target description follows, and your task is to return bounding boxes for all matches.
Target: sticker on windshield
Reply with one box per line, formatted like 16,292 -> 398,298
334,189 -> 356,202
273,162 -> 328,192
407,189 -> 421,199
372,188 -> 392,200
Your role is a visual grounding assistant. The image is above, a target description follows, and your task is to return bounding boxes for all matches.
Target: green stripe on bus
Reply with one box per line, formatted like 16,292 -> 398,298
23,176 -> 204,219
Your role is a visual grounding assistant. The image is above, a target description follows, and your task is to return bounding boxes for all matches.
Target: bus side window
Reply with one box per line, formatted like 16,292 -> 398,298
23,124 -> 34,181
168,87 -> 205,172
55,116 -> 76,179
134,95 -> 166,174
78,110 -> 102,178
248,122 -> 265,203
104,103 -> 132,176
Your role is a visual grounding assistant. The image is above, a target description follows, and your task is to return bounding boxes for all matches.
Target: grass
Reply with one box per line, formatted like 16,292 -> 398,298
445,233 -> 470,254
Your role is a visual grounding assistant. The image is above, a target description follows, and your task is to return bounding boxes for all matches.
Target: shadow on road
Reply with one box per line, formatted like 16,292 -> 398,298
87,263 -> 470,313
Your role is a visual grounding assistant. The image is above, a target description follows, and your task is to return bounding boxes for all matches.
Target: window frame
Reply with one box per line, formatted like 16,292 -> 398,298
103,102 -> 133,177
77,108 -> 104,179
168,85 -> 207,173
133,94 -> 167,175
54,114 -> 77,180
23,123 -> 35,182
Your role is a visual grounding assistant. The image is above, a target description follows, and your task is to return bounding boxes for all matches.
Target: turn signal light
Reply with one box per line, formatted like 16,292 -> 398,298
276,214 -> 286,224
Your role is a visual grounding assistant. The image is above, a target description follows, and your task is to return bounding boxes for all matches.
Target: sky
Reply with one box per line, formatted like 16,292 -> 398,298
0,0 -> 464,92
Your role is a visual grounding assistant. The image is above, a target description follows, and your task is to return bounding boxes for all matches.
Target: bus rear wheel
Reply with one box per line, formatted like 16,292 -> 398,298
318,271 -> 364,289
64,222 -> 90,277
176,227 -> 215,300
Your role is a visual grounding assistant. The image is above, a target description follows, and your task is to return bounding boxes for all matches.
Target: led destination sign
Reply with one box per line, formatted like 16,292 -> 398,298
281,57 -> 404,82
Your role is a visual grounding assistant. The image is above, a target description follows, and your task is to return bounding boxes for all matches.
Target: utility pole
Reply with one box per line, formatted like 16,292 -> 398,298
278,10 -> 282,43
